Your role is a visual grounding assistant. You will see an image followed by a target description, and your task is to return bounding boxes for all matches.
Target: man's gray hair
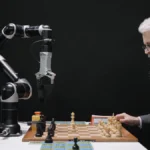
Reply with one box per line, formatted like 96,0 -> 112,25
138,17 -> 150,33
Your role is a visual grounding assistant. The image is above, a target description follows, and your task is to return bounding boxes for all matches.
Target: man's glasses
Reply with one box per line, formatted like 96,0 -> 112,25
142,45 -> 150,51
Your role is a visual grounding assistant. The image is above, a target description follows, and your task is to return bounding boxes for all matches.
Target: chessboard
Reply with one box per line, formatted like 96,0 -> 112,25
22,113 -> 138,142
40,141 -> 93,150
22,124 -> 138,142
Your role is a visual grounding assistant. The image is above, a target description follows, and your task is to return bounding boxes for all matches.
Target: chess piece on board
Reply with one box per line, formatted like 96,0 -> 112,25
46,118 -> 56,137
97,113 -> 123,137
71,112 -> 75,124
47,124 -> 54,137
51,118 -> 56,131
70,112 -> 76,131
35,122 -> 43,137
40,114 -> 46,132
72,138 -> 79,150
115,122 -> 122,137
45,133 -> 53,143
104,126 -> 111,137
45,127 -> 53,143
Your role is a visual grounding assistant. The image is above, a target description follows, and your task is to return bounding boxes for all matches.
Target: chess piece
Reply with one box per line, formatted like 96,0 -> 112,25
47,122 -> 55,137
72,138 -> 79,150
48,125 -> 54,137
71,112 -> 75,125
104,131 -> 111,137
35,122 -> 43,137
98,120 -> 105,130
45,131 -> 53,143
45,125 -> 53,143
116,123 -> 122,137
51,118 -> 56,131
40,115 -> 46,132
103,126 -> 111,137
71,112 -> 76,131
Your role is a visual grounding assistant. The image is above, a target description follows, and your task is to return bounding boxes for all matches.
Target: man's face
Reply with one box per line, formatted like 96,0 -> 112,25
142,31 -> 150,55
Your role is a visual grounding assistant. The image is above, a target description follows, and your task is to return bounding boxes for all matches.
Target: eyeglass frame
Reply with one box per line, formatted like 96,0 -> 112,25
142,44 -> 150,51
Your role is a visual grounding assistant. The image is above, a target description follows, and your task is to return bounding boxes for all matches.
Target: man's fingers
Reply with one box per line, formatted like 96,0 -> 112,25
115,114 -> 126,120
119,118 -> 127,123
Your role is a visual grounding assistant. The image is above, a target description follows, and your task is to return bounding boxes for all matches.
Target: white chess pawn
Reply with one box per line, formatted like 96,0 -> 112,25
70,112 -> 76,131
71,112 -> 75,124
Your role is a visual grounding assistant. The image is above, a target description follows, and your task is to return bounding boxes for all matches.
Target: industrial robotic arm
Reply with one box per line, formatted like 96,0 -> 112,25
0,23 -> 55,136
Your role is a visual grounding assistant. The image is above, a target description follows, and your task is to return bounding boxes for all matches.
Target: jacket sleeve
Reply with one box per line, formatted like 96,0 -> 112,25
140,114 -> 150,129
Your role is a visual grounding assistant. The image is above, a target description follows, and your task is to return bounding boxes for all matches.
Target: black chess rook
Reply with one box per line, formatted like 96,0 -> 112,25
40,115 -> 46,132
35,122 -> 43,137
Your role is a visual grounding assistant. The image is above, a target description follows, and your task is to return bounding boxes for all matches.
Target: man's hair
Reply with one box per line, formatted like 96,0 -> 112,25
138,17 -> 150,33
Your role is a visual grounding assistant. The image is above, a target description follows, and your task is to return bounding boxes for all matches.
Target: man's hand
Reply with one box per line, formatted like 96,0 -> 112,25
115,113 -> 140,126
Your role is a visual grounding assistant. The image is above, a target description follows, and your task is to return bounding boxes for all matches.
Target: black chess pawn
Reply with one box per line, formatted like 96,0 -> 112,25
35,122 -> 43,137
45,128 -> 53,143
72,138 -> 79,150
